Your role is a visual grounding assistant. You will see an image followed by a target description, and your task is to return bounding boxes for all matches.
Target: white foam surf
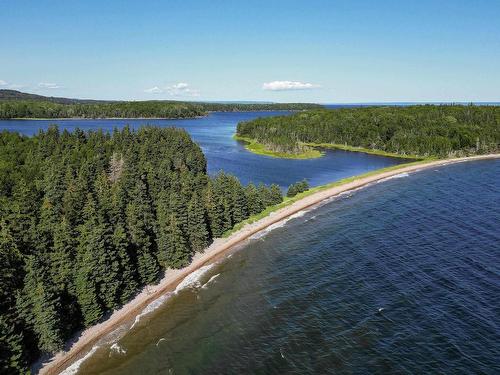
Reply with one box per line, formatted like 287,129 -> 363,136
202,273 -> 220,289
250,209 -> 310,240
377,172 -> 409,183
174,264 -> 215,292
59,346 -> 100,375
129,264 -> 216,331
109,343 -> 127,356
129,293 -> 172,330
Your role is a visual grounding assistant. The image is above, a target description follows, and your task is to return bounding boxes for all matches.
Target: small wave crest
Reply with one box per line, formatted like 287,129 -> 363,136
377,172 -> 409,183
129,264 -> 216,331
202,273 -> 220,289
250,209 -> 309,240
60,346 -> 100,375
175,264 -> 215,292
130,293 -> 172,330
109,343 -> 127,356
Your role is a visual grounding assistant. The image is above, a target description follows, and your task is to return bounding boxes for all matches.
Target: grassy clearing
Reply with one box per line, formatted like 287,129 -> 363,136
233,135 -> 323,159
221,158 -> 433,238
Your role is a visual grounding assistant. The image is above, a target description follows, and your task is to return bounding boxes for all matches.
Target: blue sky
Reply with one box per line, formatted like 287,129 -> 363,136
1,0 -> 499,102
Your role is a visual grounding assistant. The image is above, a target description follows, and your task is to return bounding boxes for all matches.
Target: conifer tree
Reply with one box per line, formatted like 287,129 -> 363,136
230,177 -> 248,223
9,180 -> 38,253
50,217 -> 76,294
19,256 -> 65,353
0,220 -> 24,313
222,198 -> 233,233
165,215 -> 191,268
269,184 -> 283,205
112,223 -> 138,304
169,189 -> 188,236
205,183 -> 224,238
36,197 -> 58,253
0,315 -> 27,374
0,221 -> 28,373
62,168 -> 87,228
258,183 -> 273,208
156,189 -> 172,268
245,183 -> 263,215
75,251 -> 103,326
109,178 -> 128,226
187,193 -> 210,252
74,195 -> 104,325
126,179 -> 159,284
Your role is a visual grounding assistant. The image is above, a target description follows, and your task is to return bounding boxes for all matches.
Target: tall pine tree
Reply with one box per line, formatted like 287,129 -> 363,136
126,179 -> 159,285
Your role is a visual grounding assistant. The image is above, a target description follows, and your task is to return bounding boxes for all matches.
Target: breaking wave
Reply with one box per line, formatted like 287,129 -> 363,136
109,343 -> 127,356
129,293 -> 172,330
250,209 -> 310,240
377,172 -> 409,183
59,346 -> 100,375
129,264 -> 216,330
202,273 -> 221,289
175,264 -> 215,292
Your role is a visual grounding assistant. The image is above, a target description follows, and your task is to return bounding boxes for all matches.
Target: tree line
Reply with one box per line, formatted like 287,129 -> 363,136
236,105 -> 500,158
0,126 -> 283,373
0,97 -> 321,119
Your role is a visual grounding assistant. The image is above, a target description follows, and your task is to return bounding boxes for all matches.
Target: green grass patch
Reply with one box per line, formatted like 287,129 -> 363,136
233,135 -> 323,159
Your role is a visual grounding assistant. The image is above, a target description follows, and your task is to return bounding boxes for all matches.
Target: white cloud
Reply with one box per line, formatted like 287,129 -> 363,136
144,82 -> 200,97
262,80 -> 320,91
38,82 -> 63,89
0,80 -> 27,90
171,82 -> 189,90
166,82 -> 200,97
144,86 -> 163,94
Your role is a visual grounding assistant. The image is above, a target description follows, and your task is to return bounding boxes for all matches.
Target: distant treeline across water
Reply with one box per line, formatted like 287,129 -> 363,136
0,90 -> 321,119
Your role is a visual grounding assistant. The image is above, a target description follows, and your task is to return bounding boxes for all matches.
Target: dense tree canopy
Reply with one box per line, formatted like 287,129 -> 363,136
0,126 -> 282,373
237,105 -> 500,158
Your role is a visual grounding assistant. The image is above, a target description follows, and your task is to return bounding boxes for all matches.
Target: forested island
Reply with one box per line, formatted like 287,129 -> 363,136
236,105 -> 500,158
0,126 -> 284,373
0,90 -> 321,119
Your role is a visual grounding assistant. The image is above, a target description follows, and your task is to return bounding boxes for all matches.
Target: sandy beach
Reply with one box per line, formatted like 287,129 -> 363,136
38,153 -> 500,375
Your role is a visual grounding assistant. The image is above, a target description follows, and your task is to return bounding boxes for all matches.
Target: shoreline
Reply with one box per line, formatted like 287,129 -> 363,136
233,135 -> 324,159
233,135 -> 423,160
38,153 -> 500,375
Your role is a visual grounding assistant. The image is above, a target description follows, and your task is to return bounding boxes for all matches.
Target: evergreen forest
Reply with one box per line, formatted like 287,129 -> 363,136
0,126 -> 283,373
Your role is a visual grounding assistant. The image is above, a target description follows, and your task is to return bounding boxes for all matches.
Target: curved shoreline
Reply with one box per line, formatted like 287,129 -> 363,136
233,134 -> 324,159
233,135 -> 423,160
38,154 -> 500,375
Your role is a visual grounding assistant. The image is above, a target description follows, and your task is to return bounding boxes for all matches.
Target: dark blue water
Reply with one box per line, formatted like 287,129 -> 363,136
76,160 -> 500,374
0,112 -> 407,189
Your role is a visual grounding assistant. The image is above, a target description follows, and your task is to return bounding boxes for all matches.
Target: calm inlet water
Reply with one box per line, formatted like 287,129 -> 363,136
0,112 -> 407,188
74,160 -> 499,374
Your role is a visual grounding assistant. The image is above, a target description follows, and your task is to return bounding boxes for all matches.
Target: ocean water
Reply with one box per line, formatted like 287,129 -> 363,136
0,112 -> 407,189
73,159 -> 500,374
